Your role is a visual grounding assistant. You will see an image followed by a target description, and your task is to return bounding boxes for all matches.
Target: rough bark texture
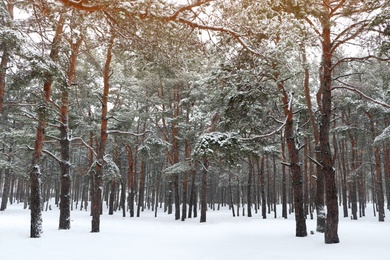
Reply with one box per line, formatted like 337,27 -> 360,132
278,80 -> 307,237
0,51 -> 9,114
1,168 -> 11,211
125,145 -> 135,217
91,34 -> 114,233
137,159 -> 146,217
301,46 -> 325,232
366,114 -> 385,221
58,86 -> 71,229
320,18 -> 339,243
200,159 -> 208,223
30,16 -> 65,238
59,35 -> 82,229
0,0 -> 13,114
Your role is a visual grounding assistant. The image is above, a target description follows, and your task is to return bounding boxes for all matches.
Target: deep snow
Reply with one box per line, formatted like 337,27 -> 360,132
1,202 -> 389,260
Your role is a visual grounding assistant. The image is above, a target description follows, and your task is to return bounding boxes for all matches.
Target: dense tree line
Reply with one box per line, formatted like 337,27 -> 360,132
0,0 -> 389,244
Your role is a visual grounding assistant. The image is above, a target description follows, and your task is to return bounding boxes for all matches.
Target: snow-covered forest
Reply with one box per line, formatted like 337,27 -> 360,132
1,0 -> 390,253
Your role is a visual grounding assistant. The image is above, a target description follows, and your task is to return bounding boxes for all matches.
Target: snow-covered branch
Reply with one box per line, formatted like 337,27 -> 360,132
106,130 -> 151,136
241,115 -> 288,141
331,55 -> 390,71
307,155 -> 324,169
70,137 -> 97,156
26,145 -> 61,163
332,80 -> 390,109
57,0 -> 107,12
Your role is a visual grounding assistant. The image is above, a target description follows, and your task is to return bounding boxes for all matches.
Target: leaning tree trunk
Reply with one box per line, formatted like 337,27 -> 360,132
91,33 -> 114,233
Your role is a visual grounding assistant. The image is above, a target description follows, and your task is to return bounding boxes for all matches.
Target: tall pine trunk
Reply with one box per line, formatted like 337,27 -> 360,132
30,15 -> 65,238
91,33 -> 114,232
320,17 -> 339,243
58,85 -> 71,229
278,80 -> 307,237
59,34 -> 82,230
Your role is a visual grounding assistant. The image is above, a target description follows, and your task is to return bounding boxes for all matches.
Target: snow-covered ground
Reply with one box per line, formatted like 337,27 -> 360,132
1,202 -> 389,260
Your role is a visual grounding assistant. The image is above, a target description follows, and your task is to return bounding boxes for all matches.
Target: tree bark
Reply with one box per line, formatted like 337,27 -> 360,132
278,80 -> 307,237
320,16 -> 339,243
58,85 -> 71,229
0,168 -> 11,211
91,33 -> 114,232
366,113 -> 385,221
58,34 -> 82,230
200,159 -> 208,223
30,15 -> 65,238
125,145 -> 135,217
137,159 -> 146,217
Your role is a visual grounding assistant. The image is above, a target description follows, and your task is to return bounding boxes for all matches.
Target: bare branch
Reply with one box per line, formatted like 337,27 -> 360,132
307,155 -> 324,169
281,161 -> 291,167
169,0 -> 213,21
332,80 -> 390,109
57,0 -> 107,12
330,0 -> 347,16
331,20 -> 370,55
71,137 -> 97,156
332,55 -> 390,70
241,115 -> 288,141
26,145 -> 61,163
107,130 -> 151,136
304,17 -> 322,38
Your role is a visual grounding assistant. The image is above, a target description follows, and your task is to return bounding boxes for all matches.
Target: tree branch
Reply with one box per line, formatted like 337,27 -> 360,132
71,137 -> 97,156
241,115 -> 288,141
57,0 -> 107,12
332,80 -> 390,109
307,155 -> 324,169
26,145 -> 61,163
107,130 -> 151,136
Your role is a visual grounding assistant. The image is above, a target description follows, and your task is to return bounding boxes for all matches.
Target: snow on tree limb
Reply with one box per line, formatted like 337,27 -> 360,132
374,125 -> 390,145
332,80 -> 390,109
70,137 -> 97,156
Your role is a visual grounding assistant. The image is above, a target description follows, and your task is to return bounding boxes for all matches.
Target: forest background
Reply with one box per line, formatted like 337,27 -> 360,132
0,0 -> 389,245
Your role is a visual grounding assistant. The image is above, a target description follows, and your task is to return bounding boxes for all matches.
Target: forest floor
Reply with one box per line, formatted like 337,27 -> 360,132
1,201 -> 389,260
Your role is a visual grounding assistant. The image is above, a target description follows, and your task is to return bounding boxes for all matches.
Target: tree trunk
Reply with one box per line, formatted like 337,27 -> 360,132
200,159 -> 208,223
125,145 -> 135,217
30,15 -> 65,238
137,159 -> 146,217
0,0 -> 14,113
58,34 -> 81,229
188,167 -> 197,218
301,45 -> 325,232
260,155 -> 267,219
247,156 -> 253,217
58,85 -> 71,229
108,180 -> 116,215
384,146 -> 390,210
278,80 -> 307,237
91,33 -> 114,233
366,113 -> 385,221
320,18 -> 339,243
182,138 -> 191,221
281,135 -> 287,219
0,168 -> 11,211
